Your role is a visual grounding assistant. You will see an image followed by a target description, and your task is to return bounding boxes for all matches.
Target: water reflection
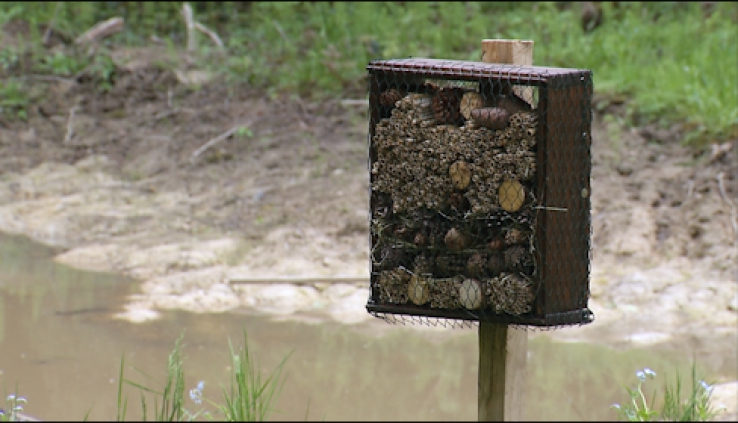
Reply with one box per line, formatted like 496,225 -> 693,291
0,232 -> 727,421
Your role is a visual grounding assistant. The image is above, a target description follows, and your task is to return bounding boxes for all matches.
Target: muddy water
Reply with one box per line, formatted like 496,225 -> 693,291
0,232 -> 728,421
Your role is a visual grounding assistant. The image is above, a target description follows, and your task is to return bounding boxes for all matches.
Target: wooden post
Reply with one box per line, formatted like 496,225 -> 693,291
478,39 -> 533,422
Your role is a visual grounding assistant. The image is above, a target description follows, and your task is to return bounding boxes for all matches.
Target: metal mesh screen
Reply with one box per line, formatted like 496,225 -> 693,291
366,59 -> 594,328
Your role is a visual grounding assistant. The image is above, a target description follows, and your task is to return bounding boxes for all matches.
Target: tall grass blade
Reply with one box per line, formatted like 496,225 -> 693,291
116,355 -> 127,422
219,330 -> 292,422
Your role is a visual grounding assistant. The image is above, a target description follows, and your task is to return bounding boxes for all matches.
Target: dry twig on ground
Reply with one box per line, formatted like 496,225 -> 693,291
63,105 -> 78,144
42,2 -> 63,46
716,171 -> 738,239
75,17 -> 124,45
189,121 -> 255,164
182,3 -> 196,53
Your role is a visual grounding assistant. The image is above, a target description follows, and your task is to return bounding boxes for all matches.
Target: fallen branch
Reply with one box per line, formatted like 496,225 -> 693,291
189,122 -> 254,164
340,99 -> 369,107
271,20 -> 290,44
709,141 -> 734,163
152,108 -> 181,122
75,17 -> 124,45
43,1 -> 63,46
716,171 -> 738,239
194,22 -> 225,51
63,105 -> 78,144
228,277 -> 368,285
22,74 -> 77,85
182,3 -> 196,53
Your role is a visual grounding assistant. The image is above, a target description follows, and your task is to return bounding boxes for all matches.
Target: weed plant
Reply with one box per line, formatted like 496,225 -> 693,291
115,330 -> 289,422
612,363 -> 727,422
0,2 -> 735,145
0,391 -> 27,422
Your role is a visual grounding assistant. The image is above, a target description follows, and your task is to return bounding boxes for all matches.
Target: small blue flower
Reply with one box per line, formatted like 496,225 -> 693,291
699,380 -> 713,394
643,368 -> 656,378
189,380 -> 205,405
612,403 -> 621,409
636,370 -> 646,382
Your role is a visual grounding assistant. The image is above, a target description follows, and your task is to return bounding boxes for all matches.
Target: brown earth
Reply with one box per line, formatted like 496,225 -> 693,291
0,41 -> 736,407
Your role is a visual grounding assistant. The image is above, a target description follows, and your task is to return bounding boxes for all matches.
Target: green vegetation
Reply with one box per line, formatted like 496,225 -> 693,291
0,2 -> 735,146
216,333 -> 291,421
0,332 -> 728,421
114,330 -> 290,421
0,390 -> 27,422
612,364 -> 726,422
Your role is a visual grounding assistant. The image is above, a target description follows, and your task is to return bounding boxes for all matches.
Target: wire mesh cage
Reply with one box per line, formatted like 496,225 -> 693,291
366,58 -> 594,328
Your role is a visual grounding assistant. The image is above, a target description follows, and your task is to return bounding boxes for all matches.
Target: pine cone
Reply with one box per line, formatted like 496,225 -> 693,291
413,254 -> 433,275
505,228 -> 528,246
432,87 -> 465,125
467,253 -> 488,278
488,237 -> 505,251
487,253 -> 505,276
434,254 -> 467,277
413,232 -> 428,247
374,245 -> 406,270
445,227 -> 470,251
379,88 -> 404,108
504,245 -> 532,270
448,191 -> 470,212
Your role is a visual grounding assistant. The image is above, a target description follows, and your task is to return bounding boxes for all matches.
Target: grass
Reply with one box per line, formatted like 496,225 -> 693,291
216,332 -> 291,421
112,330 -> 290,422
3,346 -> 728,421
110,331 -> 289,422
0,386 -> 27,422
0,2 -> 735,147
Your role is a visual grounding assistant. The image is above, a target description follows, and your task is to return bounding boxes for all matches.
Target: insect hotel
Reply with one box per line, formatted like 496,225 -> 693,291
366,58 -> 594,327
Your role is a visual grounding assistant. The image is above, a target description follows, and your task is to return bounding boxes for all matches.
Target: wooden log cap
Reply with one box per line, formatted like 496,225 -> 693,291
459,278 -> 484,310
498,179 -> 525,212
408,274 -> 430,305
449,160 -> 472,190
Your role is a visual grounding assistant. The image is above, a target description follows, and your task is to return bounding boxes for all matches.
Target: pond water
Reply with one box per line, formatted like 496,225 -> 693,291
0,232 -> 730,421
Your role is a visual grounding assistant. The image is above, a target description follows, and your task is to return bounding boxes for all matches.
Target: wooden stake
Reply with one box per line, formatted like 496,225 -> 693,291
481,39 -> 534,66
481,39 -> 535,106
478,39 -> 533,422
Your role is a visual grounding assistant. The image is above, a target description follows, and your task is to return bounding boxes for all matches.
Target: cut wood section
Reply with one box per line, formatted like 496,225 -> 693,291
479,38 -> 531,422
461,91 -> 487,120
459,278 -> 484,310
408,274 -> 430,305
449,160 -> 472,190
498,179 -> 526,212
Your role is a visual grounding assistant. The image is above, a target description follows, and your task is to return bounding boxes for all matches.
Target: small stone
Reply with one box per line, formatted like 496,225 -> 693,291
413,232 -> 428,246
488,237 -> 505,251
616,162 -> 634,176
445,227 -> 470,251
729,295 -> 738,312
